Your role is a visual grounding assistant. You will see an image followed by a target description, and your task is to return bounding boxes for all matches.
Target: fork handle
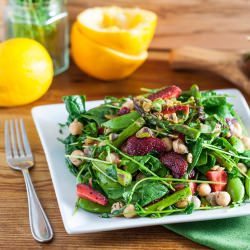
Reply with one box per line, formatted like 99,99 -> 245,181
22,168 -> 53,242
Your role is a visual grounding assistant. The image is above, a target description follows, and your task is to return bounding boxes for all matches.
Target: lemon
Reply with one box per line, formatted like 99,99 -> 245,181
0,38 -> 53,107
71,23 -> 148,81
76,6 -> 157,55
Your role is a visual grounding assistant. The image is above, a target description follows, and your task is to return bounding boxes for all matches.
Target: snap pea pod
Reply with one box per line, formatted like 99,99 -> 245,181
227,177 -> 245,203
113,117 -> 145,147
245,169 -> 250,198
102,111 -> 140,132
168,124 -> 201,140
145,187 -> 192,211
78,198 -> 111,213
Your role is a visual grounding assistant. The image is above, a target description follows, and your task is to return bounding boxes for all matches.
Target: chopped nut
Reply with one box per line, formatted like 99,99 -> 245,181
211,165 -> 224,171
187,153 -> 193,164
136,127 -> 154,138
109,133 -> 119,141
106,153 -> 121,165
173,139 -> 188,154
175,196 -> 192,208
161,137 -> 173,152
111,202 -> 124,214
84,138 -> 97,146
122,100 -> 134,110
142,99 -> 152,112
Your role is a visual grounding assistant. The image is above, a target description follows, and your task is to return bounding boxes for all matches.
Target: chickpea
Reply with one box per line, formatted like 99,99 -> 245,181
69,150 -> 84,166
106,153 -> 121,165
187,153 -> 193,164
191,196 -> 201,209
175,196 -> 192,208
241,136 -> 250,150
173,139 -> 188,154
69,119 -> 83,135
237,163 -> 248,174
111,202 -> 124,214
215,191 -> 231,207
123,204 -> 137,218
161,137 -> 173,152
230,121 -> 243,138
206,192 -> 217,206
211,165 -> 224,171
197,183 -> 211,197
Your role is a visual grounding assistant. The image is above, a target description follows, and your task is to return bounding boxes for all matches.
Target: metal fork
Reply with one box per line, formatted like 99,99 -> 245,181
5,119 -> 53,242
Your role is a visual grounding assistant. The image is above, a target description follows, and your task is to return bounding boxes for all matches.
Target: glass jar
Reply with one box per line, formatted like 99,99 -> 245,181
4,0 -> 69,75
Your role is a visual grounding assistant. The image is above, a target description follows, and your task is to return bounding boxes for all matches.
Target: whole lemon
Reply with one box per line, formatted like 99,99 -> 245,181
0,38 -> 53,107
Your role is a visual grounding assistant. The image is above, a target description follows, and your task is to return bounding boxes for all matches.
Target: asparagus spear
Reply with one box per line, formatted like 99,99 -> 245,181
145,187 -> 192,211
113,117 -> 145,147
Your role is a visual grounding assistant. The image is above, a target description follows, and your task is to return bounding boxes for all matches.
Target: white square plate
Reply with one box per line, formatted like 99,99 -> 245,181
32,89 -> 250,234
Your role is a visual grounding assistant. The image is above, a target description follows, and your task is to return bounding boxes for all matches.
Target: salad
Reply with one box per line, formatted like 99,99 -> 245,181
60,85 -> 250,218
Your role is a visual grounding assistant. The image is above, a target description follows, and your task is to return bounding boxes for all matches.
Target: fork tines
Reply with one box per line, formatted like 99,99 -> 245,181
5,119 -> 33,160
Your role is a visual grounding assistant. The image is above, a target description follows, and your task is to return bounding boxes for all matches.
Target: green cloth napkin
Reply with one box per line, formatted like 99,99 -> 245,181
164,216 -> 250,250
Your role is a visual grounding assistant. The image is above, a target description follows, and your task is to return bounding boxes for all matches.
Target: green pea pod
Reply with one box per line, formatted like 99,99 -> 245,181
245,169 -> 250,198
227,177 -> 245,203
102,111 -> 140,132
229,136 -> 245,153
78,198 -> 111,213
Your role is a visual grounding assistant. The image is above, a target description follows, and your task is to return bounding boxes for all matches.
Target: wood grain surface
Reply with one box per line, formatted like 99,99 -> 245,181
0,0 -> 250,249
67,0 -> 250,51
1,52 -> 249,249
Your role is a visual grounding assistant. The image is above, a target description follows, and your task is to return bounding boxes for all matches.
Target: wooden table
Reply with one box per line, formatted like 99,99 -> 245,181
0,1 -> 250,249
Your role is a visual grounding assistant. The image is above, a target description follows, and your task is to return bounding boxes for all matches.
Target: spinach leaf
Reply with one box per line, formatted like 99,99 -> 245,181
83,122 -> 98,137
196,154 -> 216,174
241,150 -> 250,167
63,95 -> 86,120
132,181 -> 168,206
188,138 -> 203,173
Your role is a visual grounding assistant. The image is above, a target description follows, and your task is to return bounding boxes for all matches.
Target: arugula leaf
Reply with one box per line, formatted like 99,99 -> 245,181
63,95 -> 86,120
201,91 -> 227,108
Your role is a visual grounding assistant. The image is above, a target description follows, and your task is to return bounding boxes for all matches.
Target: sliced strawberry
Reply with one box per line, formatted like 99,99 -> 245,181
160,152 -> 188,178
122,136 -> 165,156
162,105 -> 189,115
148,85 -> 182,101
76,184 -> 108,206
206,170 -> 227,192
189,182 -> 197,195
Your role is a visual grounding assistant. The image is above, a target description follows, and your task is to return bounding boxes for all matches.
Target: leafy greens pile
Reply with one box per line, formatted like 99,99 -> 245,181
60,84 -> 250,218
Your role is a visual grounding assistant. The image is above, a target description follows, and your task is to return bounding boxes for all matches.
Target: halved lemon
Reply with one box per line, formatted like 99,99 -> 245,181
76,6 -> 157,55
71,23 -> 148,81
